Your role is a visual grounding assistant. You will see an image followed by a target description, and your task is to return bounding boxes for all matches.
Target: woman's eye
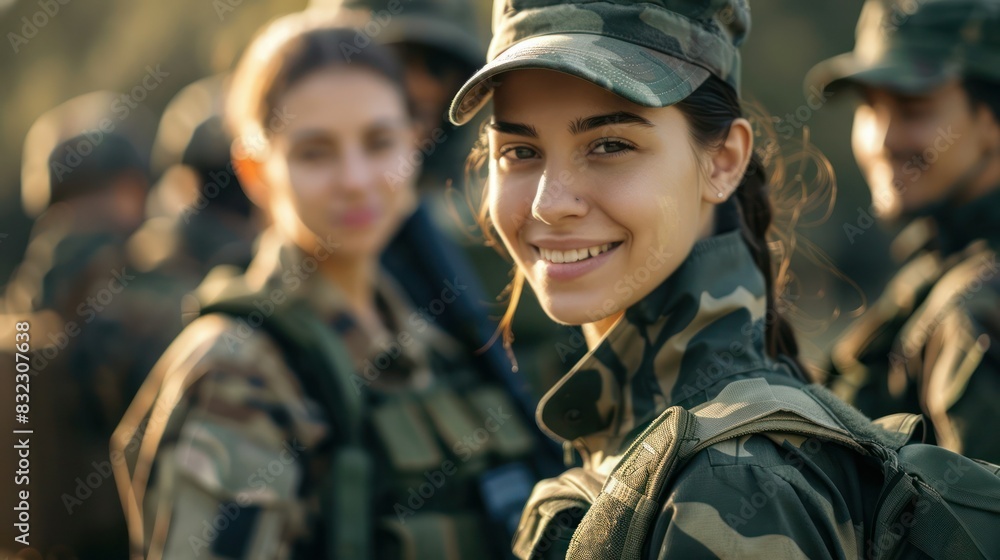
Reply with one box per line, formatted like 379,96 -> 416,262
591,139 -> 635,156
294,145 -> 334,162
367,136 -> 397,153
499,146 -> 539,161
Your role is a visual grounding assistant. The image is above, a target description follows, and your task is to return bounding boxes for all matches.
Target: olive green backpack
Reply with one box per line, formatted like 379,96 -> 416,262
514,378 -> 1000,559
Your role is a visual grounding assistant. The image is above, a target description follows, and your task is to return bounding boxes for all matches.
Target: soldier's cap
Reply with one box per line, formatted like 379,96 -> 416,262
309,0 -> 487,71
448,0 -> 750,126
807,0 -> 1000,97
21,91 -> 156,217
151,75 -> 229,178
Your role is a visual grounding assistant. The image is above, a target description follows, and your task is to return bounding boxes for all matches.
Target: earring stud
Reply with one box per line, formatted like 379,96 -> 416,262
717,192 -> 724,198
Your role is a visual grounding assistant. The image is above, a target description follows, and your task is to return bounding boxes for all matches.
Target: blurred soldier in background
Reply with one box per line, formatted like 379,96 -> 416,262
810,0 -> 1000,462
130,74 -> 260,284
0,92 -> 187,557
114,17 -> 558,560
312,0 -> 569,404
310,0 -> 485,195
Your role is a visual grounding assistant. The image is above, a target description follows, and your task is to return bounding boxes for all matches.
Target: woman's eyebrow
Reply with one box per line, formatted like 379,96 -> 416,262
569,111 -> 653,135
487,120 -> 539,137
288,129 -> 333,143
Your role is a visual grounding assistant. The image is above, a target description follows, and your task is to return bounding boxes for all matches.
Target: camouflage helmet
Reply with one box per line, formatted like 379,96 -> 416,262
309,0 -> 488,70
807,0 -> 1000,96
21,91 -> 156,216
448,0 -> 750,126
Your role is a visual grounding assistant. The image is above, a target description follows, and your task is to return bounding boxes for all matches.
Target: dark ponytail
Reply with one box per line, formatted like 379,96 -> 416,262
675,77 -> 804,376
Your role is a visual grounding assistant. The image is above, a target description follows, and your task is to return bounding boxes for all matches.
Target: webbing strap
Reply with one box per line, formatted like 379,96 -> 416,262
513,469 -> 602,559
564,379 -> 870,560
684,379 -> 863,457
202,297 -> 370,558
325,446 -> 372,560
907,493 -> 987,560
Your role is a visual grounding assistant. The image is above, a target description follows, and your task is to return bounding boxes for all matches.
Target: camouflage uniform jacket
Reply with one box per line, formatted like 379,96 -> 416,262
523,230 -> 882,558
829,188 -> 1000,462
114,229 -> 539,560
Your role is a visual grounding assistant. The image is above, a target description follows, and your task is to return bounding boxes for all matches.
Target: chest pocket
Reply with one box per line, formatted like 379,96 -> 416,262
372,384 -> 537,559
373,384 -> 535,493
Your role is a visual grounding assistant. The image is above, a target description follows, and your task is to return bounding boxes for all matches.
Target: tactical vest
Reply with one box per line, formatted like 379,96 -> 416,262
202,288 -> 538,559
514,378 -> 1000,559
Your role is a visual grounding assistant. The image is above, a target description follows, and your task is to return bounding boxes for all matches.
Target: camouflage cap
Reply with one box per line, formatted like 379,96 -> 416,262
448,0 -> 750,126
807,0 -> 1000,96
309,0 -> 488,70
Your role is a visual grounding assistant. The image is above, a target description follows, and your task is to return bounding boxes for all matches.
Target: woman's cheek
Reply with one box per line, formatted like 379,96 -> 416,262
489,181 -> 526,254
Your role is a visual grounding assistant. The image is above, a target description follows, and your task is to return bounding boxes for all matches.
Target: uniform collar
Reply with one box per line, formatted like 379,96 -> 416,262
536,230 -> 775,447
226,229 -> 460,371
930,186 -> 1000,257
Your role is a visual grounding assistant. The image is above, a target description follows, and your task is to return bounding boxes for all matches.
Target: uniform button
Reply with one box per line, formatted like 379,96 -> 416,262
564,409 -> 581,423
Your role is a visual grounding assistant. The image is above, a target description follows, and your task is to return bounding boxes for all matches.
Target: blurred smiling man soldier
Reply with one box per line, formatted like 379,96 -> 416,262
809,0 -> 1000,462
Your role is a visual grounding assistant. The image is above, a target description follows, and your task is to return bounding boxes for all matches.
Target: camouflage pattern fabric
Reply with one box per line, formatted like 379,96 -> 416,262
450,0 -> 750,125
807,0 -> 1000,95
113,229 -> 540,559
516,231 -> 884,558
829,188 -> 1000,463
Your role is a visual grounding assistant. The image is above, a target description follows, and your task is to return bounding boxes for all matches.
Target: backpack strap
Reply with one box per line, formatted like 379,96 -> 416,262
200,296 -> 371,560
513,468 -> 604,559
563,378 -> 880,559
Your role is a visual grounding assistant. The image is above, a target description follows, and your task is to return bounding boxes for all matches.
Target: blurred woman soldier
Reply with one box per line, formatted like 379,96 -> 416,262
449,0 -> 890,558
112,12 -> 547,560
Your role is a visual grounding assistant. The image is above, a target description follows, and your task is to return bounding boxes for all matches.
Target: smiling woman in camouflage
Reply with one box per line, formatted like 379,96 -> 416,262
111,11 -> 553,560
450,0 -> 886,557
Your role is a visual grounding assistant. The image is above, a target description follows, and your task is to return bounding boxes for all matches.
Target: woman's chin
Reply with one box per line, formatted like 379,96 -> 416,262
538,293 -> 624,328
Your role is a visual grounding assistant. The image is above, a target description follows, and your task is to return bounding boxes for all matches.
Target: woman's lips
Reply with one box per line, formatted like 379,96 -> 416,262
534,242 -> 622,282
338,208 -> 381,228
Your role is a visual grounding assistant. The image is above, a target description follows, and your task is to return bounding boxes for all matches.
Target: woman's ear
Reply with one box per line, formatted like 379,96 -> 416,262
702,117 -> 753,203
231,135 -> 270,210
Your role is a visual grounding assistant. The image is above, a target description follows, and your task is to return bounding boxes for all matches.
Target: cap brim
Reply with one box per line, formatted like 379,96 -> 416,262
806,51 -> 956,97
449,33 -> 712,126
